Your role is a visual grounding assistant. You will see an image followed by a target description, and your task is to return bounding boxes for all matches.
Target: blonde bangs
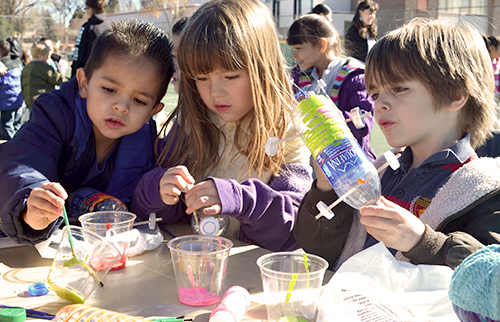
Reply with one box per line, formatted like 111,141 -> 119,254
178,4 -> 248,78
166,0 -> 295,179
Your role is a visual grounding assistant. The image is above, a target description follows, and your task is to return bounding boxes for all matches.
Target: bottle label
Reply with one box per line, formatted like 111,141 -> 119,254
316,137 -> 364,183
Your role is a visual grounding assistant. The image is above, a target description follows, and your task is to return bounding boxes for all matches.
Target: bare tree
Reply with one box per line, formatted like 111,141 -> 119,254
0,0 -> 44,16
120,0 -> 139,12
140,0 -> 189,34
47,0 -> 84,43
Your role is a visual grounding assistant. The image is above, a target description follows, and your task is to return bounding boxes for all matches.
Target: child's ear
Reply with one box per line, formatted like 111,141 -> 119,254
448,94 -> 468,112
148,102 -> 165,121
317,38 -> 328,53
76,68 -> 89,99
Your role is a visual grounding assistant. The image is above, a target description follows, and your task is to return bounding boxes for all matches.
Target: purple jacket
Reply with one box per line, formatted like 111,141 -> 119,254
132,145 -> 313,251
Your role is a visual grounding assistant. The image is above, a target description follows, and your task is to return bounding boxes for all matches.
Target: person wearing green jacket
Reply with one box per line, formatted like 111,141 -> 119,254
21,41 -> 64,109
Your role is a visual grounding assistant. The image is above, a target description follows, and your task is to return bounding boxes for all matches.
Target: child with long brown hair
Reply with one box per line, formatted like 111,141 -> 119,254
344,0 -> 379,62
287,13 -> 376,161
132,0 -> 312,251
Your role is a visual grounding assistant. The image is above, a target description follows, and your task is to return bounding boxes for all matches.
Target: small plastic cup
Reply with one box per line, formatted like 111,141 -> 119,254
257,252 -> 328,322
47,225 -> 121,303
78,211 -> 136,270
167,235 -> 233,306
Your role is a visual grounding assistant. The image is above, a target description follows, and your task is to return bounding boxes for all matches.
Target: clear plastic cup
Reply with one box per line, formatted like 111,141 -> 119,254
257,252 -> 328,322
78,211 -> 136,270
167,235 -> 233,306
47,226 -> 121,303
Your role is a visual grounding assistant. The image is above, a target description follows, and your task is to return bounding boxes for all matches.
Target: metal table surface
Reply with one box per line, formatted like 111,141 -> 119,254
0,223 -> 332,321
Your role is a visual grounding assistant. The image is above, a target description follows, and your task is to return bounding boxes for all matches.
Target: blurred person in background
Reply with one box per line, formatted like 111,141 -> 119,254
71,0 -> 106,78
310,4 -> 332,23
21,41 -> 64,110
344,0 -> 379,62
39,37 -> 61,73
0,40 -> 25,140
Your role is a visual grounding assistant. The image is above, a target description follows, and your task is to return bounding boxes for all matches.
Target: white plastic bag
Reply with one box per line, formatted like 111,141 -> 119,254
128,226 -> 164,257
317,242 -> 459,322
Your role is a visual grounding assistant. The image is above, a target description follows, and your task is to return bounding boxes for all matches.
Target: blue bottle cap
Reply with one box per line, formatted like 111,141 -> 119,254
0,307 -> 26,322
28,282 -> 49,296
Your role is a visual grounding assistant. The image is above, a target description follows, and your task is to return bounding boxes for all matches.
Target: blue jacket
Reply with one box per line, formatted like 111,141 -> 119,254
0,77 -> 157,245
0,56 -> 24,111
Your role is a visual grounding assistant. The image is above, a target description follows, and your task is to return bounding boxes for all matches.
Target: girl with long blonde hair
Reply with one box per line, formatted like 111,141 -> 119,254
132,0 -> 312,251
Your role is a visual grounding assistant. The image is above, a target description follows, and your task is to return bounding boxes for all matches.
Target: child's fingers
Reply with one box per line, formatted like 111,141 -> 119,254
184,180 -> 221,214
28,195 -> 63,214
39,182 -> 68,200
312,160 -> 332,192
25,189 -> 65,230
30,185 -> 65,209
165,166 -> 195,189
158,183 -> 182,205
201,204 -> 221,215
360,197 -> 426,251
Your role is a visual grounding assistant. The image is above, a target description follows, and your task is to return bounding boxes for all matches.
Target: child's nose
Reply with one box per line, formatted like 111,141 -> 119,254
210,81 -> 225,97
374,99 -> 390,112
113,97 -> 130,114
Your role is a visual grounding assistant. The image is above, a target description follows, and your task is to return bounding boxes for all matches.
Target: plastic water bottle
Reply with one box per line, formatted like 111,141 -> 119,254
66,187 -> 127,219
191,208 -> 230,236
52,305 -> 143,322
293,94 -> 381,210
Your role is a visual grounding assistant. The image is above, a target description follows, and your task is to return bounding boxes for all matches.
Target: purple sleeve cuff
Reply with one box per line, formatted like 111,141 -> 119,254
131,167 -> 168,219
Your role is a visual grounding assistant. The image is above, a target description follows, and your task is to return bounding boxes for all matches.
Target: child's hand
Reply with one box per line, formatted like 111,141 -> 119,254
184,180 -> 221,215
312,159 -> 332,192
0,62 -> 7,76
359,196 -> 426,252
159,166 -> 195,205
24,182 -> 68,230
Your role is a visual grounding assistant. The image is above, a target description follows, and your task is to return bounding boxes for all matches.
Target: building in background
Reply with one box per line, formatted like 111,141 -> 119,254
259,0 -> 500,38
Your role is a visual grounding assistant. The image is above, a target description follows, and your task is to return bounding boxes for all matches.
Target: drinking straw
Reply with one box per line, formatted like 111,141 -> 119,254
285,273 -> 298,304
217,237 -> 223,251
303,253 -> 310,289
187,265 -> 198,287
61,204 -> 76,256
61,202 -> 103,287
285,254 -> 311,304
303,253 -> 310,273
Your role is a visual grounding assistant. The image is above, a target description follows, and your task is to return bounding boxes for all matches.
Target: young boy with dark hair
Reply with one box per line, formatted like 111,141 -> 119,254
0,19 -> 174,245
294,18 -> 500,271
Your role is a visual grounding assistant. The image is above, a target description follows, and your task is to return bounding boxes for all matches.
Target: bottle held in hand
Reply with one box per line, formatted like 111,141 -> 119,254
293,94 -> 381,210
191,208 -> 230,236
66,187 -> 127,219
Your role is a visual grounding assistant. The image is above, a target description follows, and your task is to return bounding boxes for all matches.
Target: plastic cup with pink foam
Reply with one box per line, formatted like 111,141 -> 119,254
167,235 -> 233,306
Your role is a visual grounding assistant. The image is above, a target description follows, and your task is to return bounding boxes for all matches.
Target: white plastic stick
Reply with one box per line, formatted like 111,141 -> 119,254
344,112 -> 371,123
269,133 -> 302,146
133,217 -> 162,227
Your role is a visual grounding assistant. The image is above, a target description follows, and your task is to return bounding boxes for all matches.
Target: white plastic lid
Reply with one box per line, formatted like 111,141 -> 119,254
200,216 -> 220,235
209,310 -> 235,322
265,137 -> 279,157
